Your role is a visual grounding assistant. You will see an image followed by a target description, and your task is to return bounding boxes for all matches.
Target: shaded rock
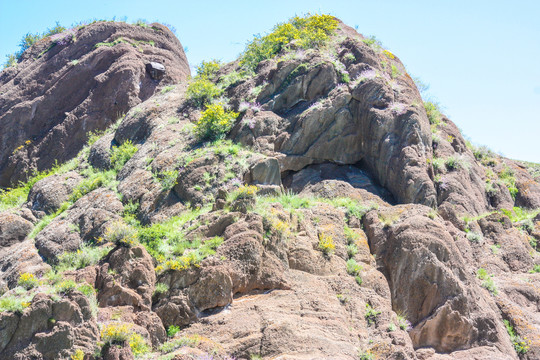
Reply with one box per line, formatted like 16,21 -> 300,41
0,21 -> 190,187
248,157 -> 281,186
146,62 -> 166,80
102,341 -> 134,360
88,133 -> 115,170
0,212 -> 33,247
285,163 -> 394,203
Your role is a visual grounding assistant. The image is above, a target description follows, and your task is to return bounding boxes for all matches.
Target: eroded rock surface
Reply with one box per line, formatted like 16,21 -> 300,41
0,21 -> 190,187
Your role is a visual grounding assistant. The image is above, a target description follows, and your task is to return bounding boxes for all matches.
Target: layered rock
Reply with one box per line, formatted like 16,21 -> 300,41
0,21 -> 190,187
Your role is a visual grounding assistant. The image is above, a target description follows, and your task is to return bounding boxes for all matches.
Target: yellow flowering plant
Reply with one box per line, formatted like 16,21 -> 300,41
100,323 -> 149,355
318,232 -> 335,256
194,103 -> 238,141
18,272 -> 38,290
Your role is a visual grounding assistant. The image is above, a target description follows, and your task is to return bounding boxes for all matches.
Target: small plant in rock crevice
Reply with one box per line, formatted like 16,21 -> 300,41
365,303 -> 381,326
476,268 -> 498,295
503,319 -> 530,355
318,232 -> 335,256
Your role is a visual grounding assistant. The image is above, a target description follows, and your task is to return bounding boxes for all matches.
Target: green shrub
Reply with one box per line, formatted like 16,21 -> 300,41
18,272 -> 39,290
424,101 -> 442,125
194,103 -> 238,141
397,314 -> 410,330
154,283 -> 169,295
70,175 -> 102,203
186,78 -> 222,107
3,22 -> 68,68
3,54 -> 17,69
167,325 -> 180,337
529,264 -> 540,273
55,279 -> 77,294
476,268 -> 498,295
240,14 -> 338,70
359,351 -> 375,360
70,349 -> 85,360
430,157 -> 444,173
159,334 -> 201,353
105,221 -> 138,247
195,59 -> 221,80
56,245 -> 111,271
230,185 -> 258,201
154,170 -> 178,191
219,71 -> 247,89
466,232 -> 483,243
327,198 -> 377,221
346,258 -> 362,276
346,244 -> 359,257
0,295 -> 31,313
110,140 -> 138,171
160,85 -> 175,94
445,156 -> 463,171
485,181 -> 498,197
498,166 -> 518,200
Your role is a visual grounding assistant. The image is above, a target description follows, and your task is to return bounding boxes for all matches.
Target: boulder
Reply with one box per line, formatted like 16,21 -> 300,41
88,133 -> 115,170
35,188 -> 123,262
248,157 -> 281,186
363,205 -> 514,354
146,62 -> 166,80
0,212 -> 33,247
97,245 -> 156,311
26,171 -> 82,217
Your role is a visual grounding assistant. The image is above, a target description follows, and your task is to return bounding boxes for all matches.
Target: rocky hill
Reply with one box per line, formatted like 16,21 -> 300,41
1,15 -> 540,360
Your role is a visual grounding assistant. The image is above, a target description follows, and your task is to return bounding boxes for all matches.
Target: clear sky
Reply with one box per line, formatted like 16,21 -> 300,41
1,0 -> 539,162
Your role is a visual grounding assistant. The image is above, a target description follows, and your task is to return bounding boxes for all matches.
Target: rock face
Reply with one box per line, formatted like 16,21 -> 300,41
0,291 -> 99,359
1,16 -> 540,360
0,21 -> 190,187
230,22 -> 437,207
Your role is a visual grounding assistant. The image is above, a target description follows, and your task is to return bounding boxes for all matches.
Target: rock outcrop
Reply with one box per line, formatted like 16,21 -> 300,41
1,15 -> 540,360
0,21 -> 190,187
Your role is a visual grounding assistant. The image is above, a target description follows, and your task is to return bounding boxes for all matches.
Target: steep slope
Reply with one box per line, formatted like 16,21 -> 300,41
0,21 -> 190,188
1,15 -> 540,360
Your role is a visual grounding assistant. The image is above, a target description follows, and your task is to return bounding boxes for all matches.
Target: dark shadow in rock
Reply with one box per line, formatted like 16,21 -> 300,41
283,162 -> 395,204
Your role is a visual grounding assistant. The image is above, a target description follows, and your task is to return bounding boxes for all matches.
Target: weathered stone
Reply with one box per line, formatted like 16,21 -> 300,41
146,62 -> 166,80
26,171 -> 82,217
0,212 -> 33,247
88,133 -> 115,170
249,157 -> 281,186
0,22 -> 190,187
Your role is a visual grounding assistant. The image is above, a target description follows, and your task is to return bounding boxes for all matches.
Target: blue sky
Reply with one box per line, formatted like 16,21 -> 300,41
1,0 -> 539,162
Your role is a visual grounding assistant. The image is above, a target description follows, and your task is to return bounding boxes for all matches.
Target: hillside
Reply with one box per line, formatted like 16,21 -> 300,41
1,15 -> 540,360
